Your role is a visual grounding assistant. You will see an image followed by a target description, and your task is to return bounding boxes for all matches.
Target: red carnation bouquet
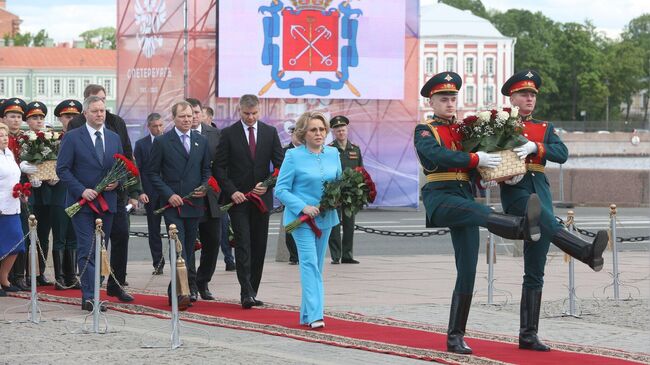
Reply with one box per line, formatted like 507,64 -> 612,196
219,168 -> 280,213
285,167 -> 376,237
65,154 -> 140,217
12,182 -> 32,200
154,176 -> 221,215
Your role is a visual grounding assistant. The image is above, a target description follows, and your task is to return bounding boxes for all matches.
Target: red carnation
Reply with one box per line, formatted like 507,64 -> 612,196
272,168 -> 280,177
37,131 -> 45,140
23,182 -> 32,190
503,107 -> 511,113
463,115 -> 478,124
207,176 -> 221,193
13,183 -> 21,192
113,153 -> 140,177
12,191 -> 20,198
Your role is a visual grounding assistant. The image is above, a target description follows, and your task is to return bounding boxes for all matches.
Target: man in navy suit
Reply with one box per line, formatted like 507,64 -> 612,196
134,113 -> 165,275
56,95 -> 123,311
213,94 -> 284,309
187,98 -> 222,302
148,100 -> 212,310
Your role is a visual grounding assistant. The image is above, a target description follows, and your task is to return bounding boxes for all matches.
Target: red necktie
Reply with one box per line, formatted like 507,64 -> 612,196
248,126 -> 256,158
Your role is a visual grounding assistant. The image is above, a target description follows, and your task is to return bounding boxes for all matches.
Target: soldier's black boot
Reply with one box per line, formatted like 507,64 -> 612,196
53,250 -> 66,290
11,253 -> 29,291
446,292 -> 473,354
487,194 -> 541,242
551,229 -> 608,272
65,249 -> 82,289
519,288 -> 550,351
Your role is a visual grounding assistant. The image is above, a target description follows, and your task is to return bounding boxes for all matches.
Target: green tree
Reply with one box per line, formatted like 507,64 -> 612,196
603,40 -> 645,122
490,9 -> 564,118
79,27 -> 116,49
439,0 -> 489,19
622,14 -> 650,126
3,29 -> 49,47
32,29 -> 49,47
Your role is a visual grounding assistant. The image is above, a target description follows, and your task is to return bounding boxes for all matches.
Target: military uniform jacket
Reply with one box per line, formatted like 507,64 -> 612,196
500,117 -> 568,212
329,140 -> 363,171
413,116 -> 480,226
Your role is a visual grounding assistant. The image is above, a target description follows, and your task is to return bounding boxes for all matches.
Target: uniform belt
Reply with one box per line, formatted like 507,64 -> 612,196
426,172 -> 469,182
526,163 -> 545,173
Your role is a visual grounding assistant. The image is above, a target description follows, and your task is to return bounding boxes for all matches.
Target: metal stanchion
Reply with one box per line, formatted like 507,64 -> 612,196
609,204 -> 620,301
563,211 -> 580,318
92,219 -> 103,333
169,224 -> 181,349
28,215 -> 40,324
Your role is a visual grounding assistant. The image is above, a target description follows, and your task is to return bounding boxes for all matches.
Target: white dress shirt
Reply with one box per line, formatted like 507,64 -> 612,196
241,120 -> 258,145
86,123 -> 106,152
0,148 -> 22,215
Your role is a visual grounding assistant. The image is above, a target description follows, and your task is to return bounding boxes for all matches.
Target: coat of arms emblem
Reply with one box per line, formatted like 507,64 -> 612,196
259,0 -> 362,97
135,0 -> 168,58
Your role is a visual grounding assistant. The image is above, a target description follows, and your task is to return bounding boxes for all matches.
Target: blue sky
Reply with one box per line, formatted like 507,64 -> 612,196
7,0 -> 648,42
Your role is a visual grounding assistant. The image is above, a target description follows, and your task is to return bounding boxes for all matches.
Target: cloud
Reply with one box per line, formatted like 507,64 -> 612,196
11,4 -> 116,42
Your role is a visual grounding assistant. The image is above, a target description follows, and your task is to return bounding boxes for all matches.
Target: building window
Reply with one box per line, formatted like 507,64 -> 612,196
83,78 -> 91,89
0,79 -> 5,95
465,57 -> 475,75
425,56 -> 436,74
37,79 -> 46,95
485,57 -> 495,75
68,79 -> 76,95
103,79 -> 112,97
465,85 -> 475,104
484,85 -> 494,104
15,79 -> 24,95
53,79 -> 61,95
445,56 -> 456,72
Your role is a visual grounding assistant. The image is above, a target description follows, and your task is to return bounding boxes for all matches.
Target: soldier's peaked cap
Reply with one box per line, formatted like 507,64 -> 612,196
501,70 -> 542,96
54,99 -> 83,117
1,97 -> 27,117
25,101 -> 48,120
420,72 -> 462,97
330,115 -> 350,128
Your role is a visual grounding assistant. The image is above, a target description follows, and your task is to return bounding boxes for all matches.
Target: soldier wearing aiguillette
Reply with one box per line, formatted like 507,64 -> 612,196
500,70 -> 608,352
414,71 -> 545,355
49,100 -> 83,290
328,115 -> 362,265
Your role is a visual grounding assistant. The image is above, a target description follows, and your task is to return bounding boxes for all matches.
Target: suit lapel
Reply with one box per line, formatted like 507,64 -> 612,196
169,131 -> 189,160
80,127 -> 102,165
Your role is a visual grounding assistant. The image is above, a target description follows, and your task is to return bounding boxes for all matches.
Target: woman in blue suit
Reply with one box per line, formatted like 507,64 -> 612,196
275,111 -> 342,329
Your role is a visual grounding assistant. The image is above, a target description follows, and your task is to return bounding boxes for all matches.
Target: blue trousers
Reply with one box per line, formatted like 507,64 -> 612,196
292,226 -> 332,325
71,210 -> 113,301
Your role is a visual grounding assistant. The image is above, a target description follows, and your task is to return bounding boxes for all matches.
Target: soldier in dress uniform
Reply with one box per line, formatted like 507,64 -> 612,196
23,101 -> 55,286
50,100 -> 83,290
327,115 -> 362,264
3,98 -> 32,290
414,72 -> 546,355
500,70 -> 608,352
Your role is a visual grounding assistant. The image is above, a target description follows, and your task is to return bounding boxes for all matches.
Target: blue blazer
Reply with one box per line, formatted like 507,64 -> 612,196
134,135 -> 159,204
147,129 -> 211,218
56,125 -> 123,214
275,145 -> 342,230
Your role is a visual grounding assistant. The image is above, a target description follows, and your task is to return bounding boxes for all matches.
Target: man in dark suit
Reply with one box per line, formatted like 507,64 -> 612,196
187,98 -> 222,301
56,95 -> 123,311
148,100 -> 212,310
213,94 -> 283,309
68,84 -> 135,302
134,113 -> 165,275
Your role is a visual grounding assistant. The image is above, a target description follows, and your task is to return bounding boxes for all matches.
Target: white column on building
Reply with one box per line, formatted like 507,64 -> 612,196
504,38 -> 514,106
437,40 -> 444,75
457,40 -> 464,109
496,40 -> 504,108
477,41 -> 484,110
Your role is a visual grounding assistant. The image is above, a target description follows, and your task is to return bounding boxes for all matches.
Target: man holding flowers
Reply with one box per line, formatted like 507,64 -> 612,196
414,71 -> 544,355
147,100 -> 212,310
500,70 -> 608,352
56,95 -> 123,311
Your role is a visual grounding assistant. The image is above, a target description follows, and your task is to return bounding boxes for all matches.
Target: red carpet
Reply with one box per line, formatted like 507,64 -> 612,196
11,287 -> 648,365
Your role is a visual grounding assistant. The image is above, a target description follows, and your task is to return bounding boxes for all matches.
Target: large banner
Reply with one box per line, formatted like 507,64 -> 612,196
117,0 -> 421,208
218,1 -> 405,99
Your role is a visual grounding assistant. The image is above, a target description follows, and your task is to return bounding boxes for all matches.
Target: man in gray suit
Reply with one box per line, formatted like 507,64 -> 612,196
187,98 -> 222,301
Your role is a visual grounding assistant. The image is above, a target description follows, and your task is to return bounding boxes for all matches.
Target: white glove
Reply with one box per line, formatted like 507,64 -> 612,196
30,176 -> 42,188
479,179 -> 497,189
476,151 -> 502,169
513,141 -> 538,160
20,161 -> 38,174
46,178 -> 59,186
505,174 -> 524,185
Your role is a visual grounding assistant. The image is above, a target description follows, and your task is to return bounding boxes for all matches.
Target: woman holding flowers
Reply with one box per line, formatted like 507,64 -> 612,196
0,122 -> 27,295
275,111 -> 342,329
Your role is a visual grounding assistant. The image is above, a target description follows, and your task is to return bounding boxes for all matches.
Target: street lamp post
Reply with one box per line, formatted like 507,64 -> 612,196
605,79 -> 610,131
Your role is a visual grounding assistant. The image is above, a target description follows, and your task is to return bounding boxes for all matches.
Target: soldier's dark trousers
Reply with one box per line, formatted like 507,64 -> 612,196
144,202 -> 164,270
196,216 -> 221,291
328,208 -> 356,262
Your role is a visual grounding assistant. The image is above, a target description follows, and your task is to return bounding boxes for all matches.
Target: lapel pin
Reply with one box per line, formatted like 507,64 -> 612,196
194,142 -> 198,146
